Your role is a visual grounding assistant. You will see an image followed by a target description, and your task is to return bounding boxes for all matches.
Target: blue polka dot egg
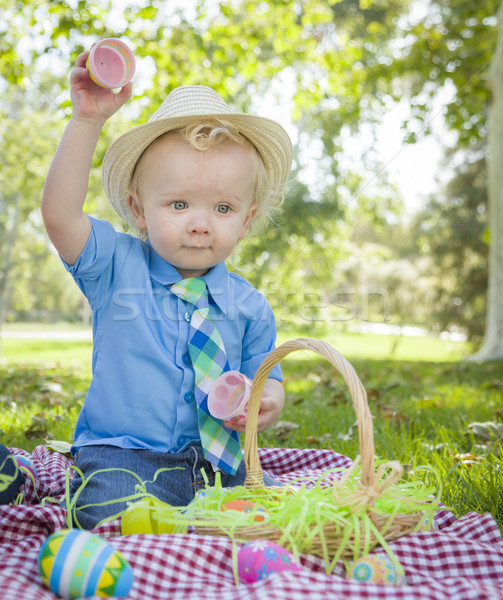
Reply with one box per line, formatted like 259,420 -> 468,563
347,554 -> 405,586
38,529 -> 133,599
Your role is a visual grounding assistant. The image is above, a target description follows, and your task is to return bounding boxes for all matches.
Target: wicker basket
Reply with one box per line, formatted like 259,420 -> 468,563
196,337 -> 430,559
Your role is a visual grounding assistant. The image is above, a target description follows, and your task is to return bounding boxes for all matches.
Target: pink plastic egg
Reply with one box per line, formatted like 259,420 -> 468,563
237,540 -> 302,583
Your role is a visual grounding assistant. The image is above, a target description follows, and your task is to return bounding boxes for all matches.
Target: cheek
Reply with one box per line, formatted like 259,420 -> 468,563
147,206 -> 174,228
238,214 -> 254,239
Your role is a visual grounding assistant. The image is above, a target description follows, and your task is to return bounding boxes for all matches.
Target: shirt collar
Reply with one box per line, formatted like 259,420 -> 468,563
147,242 -> 230,314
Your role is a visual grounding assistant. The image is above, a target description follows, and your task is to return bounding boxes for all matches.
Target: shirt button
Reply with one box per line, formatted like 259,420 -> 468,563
182,353 -> 191,364
184,311 -> 191,322
184,391 -> 195,403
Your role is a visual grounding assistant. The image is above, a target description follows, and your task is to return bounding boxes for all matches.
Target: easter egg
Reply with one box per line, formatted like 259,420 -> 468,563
347,554 -> 405,586
193,487 -> 216,502
222,500 -> 268,522
38,529 -> 133,599
422,515 -> 439,531
121,498 -> 187,535
238,540 -> 302,583
15,455 -> 37,479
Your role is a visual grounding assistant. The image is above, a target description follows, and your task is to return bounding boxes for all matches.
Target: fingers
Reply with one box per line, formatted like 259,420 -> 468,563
223,393 -> 282,434
223,413 -> 272,434
70,66 -> 89,86
75,51 -> 90,69
116,81 -> 133,102
70,53 -> 92,86
224,417 -> 246,433
258,396 -> 274,412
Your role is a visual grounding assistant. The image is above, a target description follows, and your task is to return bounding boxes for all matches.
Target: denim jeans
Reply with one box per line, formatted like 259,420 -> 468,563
67,444 -> 281,530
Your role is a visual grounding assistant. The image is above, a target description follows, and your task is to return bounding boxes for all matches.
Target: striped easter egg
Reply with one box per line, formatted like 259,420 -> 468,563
38,529 -> 133,599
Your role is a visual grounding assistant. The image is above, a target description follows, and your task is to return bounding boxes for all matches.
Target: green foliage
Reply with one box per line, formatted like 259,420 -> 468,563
0,83 -> 65,321
0,0 -> 500,343
395,0 -> 499,146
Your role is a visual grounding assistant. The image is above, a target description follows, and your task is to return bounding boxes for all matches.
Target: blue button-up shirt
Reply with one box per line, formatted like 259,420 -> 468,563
63,217 -> 282,455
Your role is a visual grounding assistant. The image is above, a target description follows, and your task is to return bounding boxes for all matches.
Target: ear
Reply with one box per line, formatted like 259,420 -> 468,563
239,202 -> 258,240
128,195 -> 147,230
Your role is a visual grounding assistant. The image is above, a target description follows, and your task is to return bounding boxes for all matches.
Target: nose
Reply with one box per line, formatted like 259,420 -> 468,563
187,210 -> 211,235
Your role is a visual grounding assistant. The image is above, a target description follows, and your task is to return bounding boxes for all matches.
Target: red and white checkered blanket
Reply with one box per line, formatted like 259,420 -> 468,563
1,445 -> 502,599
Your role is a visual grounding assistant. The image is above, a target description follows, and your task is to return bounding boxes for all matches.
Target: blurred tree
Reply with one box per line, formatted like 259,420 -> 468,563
393,0 -> 501,358
477,1 -> 503,359
0,84 -> 61,326
2,0 -> 500,350
0,0 -> 412,328
413,152 -> 488,342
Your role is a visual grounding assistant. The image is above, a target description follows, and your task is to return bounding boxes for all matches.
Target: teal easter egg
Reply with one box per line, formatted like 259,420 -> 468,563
347,554 -> 405,586
38,529 -> 133,599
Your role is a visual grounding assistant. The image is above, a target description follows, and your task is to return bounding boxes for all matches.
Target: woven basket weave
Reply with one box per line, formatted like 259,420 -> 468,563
197,337 -> 427,558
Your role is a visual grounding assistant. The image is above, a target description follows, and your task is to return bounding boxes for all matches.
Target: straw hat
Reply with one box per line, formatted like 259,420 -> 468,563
102,85 -> 293,229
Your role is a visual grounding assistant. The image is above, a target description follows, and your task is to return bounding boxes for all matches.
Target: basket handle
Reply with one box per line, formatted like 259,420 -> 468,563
243,338 -> 375,489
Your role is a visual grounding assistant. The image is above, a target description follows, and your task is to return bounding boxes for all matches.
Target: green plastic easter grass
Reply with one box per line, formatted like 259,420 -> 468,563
51,459 -> 441,575
51,338 -> 444,578
60,465 -> 186,529
42,458 -> 441,579
231,539 -> 240,586
145,459 -> 441,575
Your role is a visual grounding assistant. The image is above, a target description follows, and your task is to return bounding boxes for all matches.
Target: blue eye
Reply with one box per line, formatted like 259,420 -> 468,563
216,205 -> 231,214
172,201 -> 187,210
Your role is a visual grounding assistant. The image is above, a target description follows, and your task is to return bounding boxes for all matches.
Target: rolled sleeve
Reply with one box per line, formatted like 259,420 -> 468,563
61,217 -> 118,308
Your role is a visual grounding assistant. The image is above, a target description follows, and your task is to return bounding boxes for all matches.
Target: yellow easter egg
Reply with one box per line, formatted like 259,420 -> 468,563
347,554 -> 405,586
121,498 -> 187,535
38,529 -> 133,599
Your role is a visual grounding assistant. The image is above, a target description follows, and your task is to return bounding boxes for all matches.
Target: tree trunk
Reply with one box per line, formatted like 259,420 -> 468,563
468,1 -> 503,361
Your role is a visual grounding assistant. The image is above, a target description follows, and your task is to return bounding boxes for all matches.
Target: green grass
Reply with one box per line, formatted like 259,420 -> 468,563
1,325 -> 471,366
1,330 -> 502,531
258,355 -> 503,531
0,339 -> 93,367
277,329 -> 471,362
2,322 -> 91,332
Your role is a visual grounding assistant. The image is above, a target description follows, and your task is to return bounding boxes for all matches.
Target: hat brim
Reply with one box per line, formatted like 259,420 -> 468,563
102,113 -> 292,229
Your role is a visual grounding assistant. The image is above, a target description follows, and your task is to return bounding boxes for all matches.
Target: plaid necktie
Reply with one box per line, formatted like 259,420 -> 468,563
171,277 -> 242,475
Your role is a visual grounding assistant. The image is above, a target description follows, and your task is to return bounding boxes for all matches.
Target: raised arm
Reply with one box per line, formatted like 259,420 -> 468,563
41,50 -> 132,265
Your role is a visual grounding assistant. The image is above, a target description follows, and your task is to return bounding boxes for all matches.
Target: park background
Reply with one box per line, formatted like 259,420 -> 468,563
0,0 -> 502,529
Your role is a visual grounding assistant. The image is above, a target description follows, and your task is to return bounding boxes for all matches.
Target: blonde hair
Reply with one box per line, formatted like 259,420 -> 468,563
128,119 -> 284,240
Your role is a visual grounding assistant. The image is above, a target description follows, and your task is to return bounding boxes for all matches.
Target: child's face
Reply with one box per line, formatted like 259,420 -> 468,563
129,133 -> 257,278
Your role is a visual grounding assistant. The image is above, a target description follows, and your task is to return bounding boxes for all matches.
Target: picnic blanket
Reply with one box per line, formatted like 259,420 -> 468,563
1,445 -> 502,600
